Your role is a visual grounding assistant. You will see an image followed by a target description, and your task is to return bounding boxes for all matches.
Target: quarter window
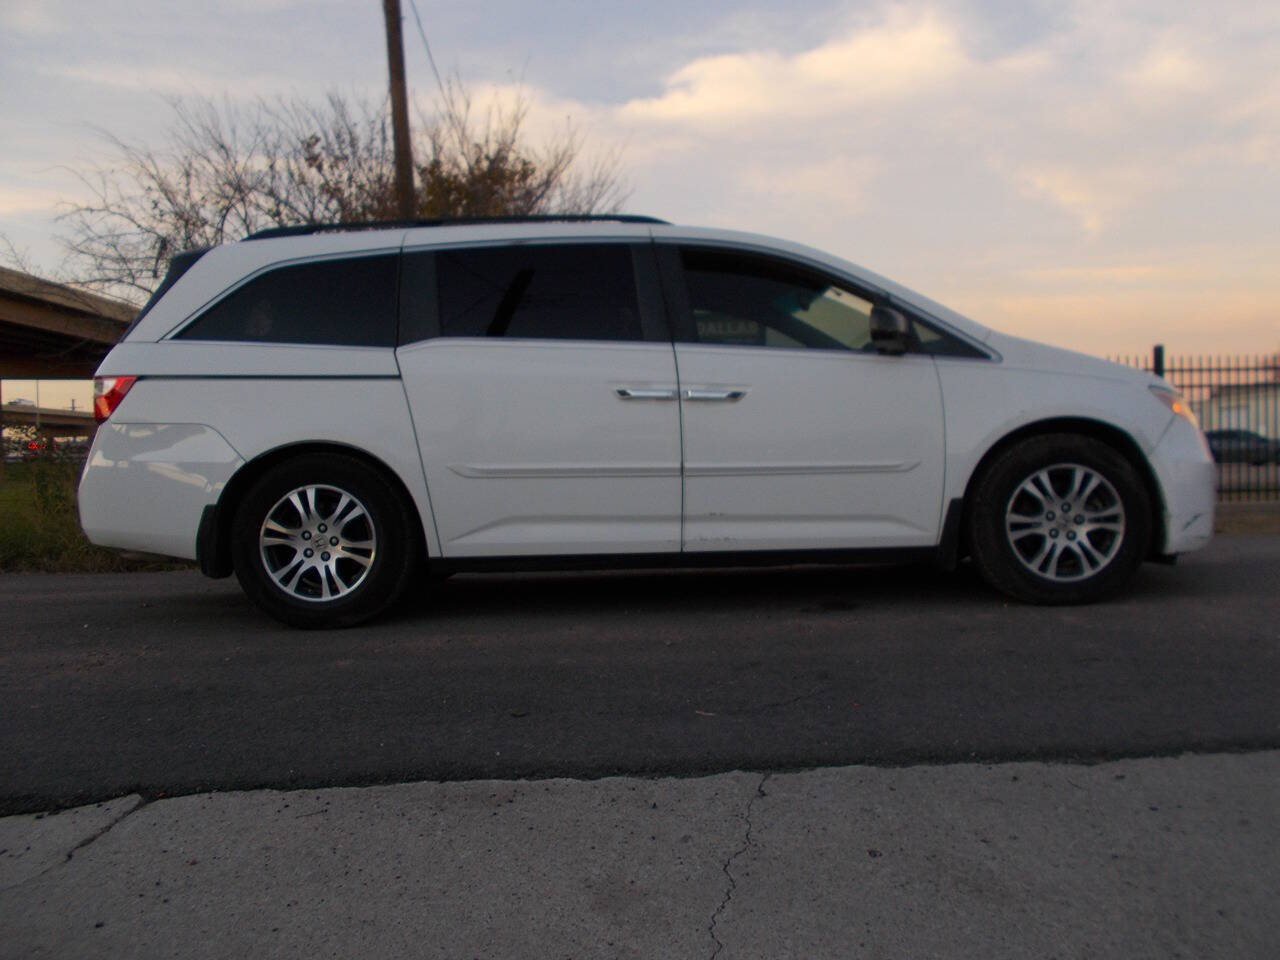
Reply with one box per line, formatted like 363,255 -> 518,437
912,318 -> 988,358
435,244 -> 643,341
178,254 -> 399,346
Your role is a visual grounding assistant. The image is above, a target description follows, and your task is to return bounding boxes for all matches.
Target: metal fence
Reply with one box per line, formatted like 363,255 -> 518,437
1112,346 -> 1279,502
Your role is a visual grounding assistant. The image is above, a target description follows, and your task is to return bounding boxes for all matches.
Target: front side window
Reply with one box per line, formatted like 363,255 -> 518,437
680,248 -> 877,351
436,243 -> 642,341
179,254 -> 399,346
677,246 -> 987,358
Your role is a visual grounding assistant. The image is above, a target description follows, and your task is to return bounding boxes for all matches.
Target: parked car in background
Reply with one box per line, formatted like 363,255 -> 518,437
79,216 -> 1216,627
1204,429 -> 1280,465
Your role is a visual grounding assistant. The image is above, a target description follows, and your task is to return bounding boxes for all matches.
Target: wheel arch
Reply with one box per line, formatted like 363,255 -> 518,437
198,441 -> 428,578
956,417 -> 1167,559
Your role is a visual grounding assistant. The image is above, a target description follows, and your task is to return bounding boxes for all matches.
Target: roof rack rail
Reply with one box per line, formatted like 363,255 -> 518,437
244,214 -> 669,242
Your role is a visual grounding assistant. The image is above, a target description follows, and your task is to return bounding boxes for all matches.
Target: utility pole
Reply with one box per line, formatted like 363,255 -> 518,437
382,0 -> 416,219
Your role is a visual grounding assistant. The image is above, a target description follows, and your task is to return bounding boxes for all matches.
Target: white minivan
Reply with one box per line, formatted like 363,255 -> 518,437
80,216 -> 1215,627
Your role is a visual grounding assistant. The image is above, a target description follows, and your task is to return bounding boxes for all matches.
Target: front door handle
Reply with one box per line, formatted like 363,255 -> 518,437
682,388 -> 747,402
616,387 -> 678,400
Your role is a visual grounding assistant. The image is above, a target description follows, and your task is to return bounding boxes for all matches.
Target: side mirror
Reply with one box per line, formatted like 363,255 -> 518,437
869,305 -> 911,355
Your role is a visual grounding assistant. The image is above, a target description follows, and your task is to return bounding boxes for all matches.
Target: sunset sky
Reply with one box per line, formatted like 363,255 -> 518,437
2,0 -> 1277,411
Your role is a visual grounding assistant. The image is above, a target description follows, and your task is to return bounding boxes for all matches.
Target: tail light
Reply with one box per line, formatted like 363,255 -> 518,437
93,376 -> 137,422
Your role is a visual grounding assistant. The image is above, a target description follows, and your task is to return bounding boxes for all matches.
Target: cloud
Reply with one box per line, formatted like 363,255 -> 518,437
52,64 -> 209,93
1014,165 -> 1172,237
620,9 -> 968,126
44,61 -> 304,99
1125,46 -> 1211,92
738,156 -> 883,210
0,186 -> 66,218
0,1 -> 64,34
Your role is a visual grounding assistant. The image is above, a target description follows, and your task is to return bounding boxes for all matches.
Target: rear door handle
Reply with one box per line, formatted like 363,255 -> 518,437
682,388 -> 747,402
615,387 -> 678,400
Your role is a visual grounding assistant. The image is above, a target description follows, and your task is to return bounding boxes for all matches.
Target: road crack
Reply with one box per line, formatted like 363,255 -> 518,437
0,795 -> 149,894
709,772 -> 770,959
64,795 -> 149,863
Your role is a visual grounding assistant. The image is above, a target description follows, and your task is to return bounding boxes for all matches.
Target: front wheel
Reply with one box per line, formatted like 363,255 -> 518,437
231,454 -> 419,628
967,435 -> 1152,604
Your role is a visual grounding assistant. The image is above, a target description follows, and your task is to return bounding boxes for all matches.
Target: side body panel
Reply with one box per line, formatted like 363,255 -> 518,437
79,344 -> 438,559
936,358 -> 1173,507
676,345 -> 946,550
397,338 -> 682,556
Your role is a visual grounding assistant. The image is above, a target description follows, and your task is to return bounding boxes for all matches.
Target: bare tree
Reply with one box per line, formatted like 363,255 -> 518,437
61,86 -> 628,302
0,232 -> 38,274
416,79 -> 625,218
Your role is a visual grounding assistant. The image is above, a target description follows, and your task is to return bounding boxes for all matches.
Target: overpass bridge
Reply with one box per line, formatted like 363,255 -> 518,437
0,265 -> 134,379
1,266 -> 136,472
1,402 -> 96,439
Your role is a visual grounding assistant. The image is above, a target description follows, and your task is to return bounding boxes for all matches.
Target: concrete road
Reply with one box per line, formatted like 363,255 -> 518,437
2,537 -> 1278,814
4,754 -> 1279,959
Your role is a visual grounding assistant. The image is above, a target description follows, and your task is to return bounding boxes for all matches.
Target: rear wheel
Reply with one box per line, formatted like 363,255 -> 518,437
231,454 -> 419,627
967,434 -> 1152,604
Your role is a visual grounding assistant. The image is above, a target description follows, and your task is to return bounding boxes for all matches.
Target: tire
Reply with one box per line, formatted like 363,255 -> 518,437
966,434 -> 1152,604
231,454 -> 419,628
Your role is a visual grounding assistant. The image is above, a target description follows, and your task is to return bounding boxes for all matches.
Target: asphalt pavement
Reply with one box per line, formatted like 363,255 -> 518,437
2,536 -> 1278,814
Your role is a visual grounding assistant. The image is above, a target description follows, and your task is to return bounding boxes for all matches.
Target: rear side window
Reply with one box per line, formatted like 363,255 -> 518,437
178,254 -> 399,346
435,244 -> 642,341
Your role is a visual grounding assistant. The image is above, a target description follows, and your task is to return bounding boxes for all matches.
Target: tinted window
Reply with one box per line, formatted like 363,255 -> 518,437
179,254 -> 399,346
680,247 -> 986,358
437,244 -> 642,341
397,249 -> 437,345
681,248 -> 876,351
911,318 -> 987,358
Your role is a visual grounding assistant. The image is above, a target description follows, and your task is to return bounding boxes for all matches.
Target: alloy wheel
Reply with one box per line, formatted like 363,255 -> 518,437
258,484 -> 377,601
1003,463 -> 1126,582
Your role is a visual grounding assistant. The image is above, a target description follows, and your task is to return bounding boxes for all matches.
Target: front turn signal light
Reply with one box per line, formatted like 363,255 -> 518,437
1149,384 -> 1198,428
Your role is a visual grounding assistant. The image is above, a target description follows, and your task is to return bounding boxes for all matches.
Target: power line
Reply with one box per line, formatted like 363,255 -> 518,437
405,0 -> 447,95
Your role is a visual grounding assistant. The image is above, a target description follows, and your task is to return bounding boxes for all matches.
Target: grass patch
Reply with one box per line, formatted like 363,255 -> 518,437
0,460 -> 190,573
